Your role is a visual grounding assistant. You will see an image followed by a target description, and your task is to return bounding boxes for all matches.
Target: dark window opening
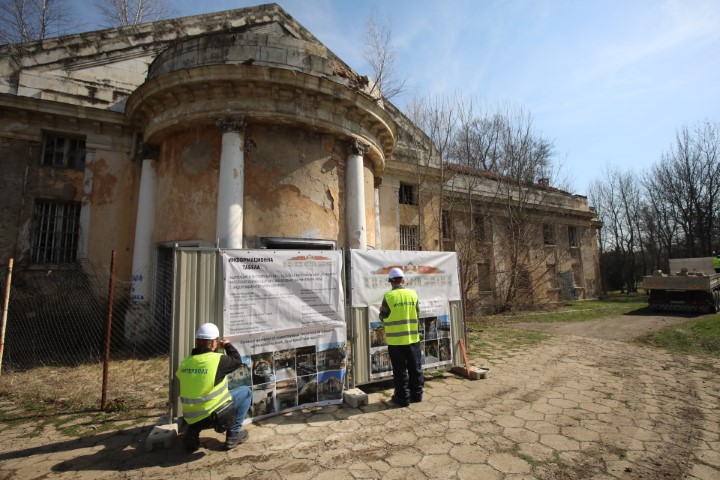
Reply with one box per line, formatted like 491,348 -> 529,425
568,226 -> 579,247
399,183 -> 416,205
42,133 -> 86,170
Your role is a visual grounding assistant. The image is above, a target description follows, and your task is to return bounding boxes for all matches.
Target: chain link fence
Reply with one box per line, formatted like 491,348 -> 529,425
0,254 -> 173,414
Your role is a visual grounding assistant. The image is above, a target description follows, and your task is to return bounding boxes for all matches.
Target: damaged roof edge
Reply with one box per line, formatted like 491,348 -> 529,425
0,3 -> 361,100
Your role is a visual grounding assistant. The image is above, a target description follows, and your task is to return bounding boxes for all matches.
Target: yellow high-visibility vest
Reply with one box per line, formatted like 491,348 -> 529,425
176,352 -> 231,424
383,288 -> 420,345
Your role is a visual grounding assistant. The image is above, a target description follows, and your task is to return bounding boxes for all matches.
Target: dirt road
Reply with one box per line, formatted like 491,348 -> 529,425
510,310 -> 702,341
1,312 -> 718,479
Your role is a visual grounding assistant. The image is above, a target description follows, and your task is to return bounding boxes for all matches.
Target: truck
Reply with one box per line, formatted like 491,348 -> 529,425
643,257 -> 720,312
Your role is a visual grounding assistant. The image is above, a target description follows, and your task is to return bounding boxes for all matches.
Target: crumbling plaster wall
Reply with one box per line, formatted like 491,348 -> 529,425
84,148 -> 137,279
154,126 -> 221,245
151,123 -> 376,249
0,101 -> 136,277
244,124 -> 349,247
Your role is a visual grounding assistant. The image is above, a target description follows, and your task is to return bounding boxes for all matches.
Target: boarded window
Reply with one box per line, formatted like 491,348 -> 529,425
543,224 -> 555,245
517,267 -> 531,290
42,133 -> 86,170
399,225 -> 418,251
399,183 -> 416,205
477,263 -> 492,292
31,201 -> 81,264
474,215 -> 486,244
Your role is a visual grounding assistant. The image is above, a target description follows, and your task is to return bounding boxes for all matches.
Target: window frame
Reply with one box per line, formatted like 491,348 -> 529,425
41,132 -> 86,170
398,183 -> 416,206
568,226 -> 579,248
441,210 -> 453,240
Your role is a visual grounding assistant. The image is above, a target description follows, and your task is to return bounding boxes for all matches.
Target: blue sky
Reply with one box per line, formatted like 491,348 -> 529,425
67,0 -> 720,197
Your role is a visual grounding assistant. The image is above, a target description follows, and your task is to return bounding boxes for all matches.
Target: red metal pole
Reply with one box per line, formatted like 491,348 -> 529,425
101,251 -> 116,410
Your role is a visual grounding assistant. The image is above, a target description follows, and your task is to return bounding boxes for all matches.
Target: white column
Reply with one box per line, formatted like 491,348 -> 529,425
216,117 -> 246,249
127,144 -> 159,341
374,177 -> 382,250
130,147 -> 158,303
346,140 -> 368,250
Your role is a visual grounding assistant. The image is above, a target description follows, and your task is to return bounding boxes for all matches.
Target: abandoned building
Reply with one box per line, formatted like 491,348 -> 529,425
0,3 -> 601,335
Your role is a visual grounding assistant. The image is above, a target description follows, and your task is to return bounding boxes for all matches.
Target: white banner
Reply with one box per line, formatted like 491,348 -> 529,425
350,250 -> 461,308
222,250 -> 346,419
350,250 -> 460,379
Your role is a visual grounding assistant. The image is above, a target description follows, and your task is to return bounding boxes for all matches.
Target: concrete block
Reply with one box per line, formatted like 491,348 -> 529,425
144,417 -> 179,452
343,388 -> 368,408
450,366 -> 489,380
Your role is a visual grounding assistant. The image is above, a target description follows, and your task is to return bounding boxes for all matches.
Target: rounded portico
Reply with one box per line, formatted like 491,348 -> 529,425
125,30 -> 396,251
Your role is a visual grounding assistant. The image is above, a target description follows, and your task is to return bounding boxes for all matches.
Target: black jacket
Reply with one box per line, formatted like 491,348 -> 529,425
190,343 -> 243,386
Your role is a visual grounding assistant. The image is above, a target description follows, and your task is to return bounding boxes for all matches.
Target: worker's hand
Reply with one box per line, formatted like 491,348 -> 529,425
218,338 -> 231,348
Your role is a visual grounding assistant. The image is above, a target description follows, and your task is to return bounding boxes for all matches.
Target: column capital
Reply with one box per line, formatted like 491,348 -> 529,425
216,117 -> 247,133
140,143 -> 160,160
349,139 -> 369,156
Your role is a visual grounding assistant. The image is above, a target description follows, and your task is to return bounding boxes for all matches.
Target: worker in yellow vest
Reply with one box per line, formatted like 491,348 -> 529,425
713,252 -> 720,273
176,323 -> 252,451
379,267 -> 423,407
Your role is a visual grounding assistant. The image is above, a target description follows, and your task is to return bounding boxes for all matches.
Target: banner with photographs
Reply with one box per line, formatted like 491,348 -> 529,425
349,250 -> 461,379
222,250 -> 346,420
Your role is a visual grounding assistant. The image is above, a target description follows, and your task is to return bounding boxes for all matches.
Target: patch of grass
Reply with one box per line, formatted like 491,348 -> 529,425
639,316 -> 720,357
0,357 -> 168,437
487,296 -> 649,324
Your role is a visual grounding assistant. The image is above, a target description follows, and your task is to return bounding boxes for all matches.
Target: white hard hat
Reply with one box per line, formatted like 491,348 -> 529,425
196,323 -> 220,340
388,267 -> 405,280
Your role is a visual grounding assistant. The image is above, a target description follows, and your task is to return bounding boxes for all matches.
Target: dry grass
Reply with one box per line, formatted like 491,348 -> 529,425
0,356 -> 168,435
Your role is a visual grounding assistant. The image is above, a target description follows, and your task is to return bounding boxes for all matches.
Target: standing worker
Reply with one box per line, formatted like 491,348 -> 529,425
379,267 -> 423,407
176,323 -> 252,451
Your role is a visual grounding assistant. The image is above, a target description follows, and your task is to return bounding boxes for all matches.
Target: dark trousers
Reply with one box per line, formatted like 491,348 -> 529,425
388,342 -> 424,404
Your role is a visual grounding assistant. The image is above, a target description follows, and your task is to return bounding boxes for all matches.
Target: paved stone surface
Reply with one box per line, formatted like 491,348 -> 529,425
1,334 -> 718,479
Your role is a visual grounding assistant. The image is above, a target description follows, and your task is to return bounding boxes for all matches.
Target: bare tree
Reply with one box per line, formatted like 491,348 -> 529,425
406,93 -> 458,250
645,120 -> 720,258
362,11 -> 406,101
94,0 -> 173,27
0,0 -> 69,44
409,95 -> 572,313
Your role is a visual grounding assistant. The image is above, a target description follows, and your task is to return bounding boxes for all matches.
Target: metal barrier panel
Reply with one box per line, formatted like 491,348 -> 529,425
169,248 -> 223,420
450,300 -> 465,368
349,307 -> 370,386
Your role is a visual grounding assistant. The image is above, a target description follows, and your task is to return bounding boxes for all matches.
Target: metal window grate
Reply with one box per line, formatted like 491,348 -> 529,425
399,225 -> 418,251
31,201 -> 81,264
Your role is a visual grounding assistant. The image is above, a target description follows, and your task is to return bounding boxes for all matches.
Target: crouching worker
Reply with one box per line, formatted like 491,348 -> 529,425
176,323 -> 252,451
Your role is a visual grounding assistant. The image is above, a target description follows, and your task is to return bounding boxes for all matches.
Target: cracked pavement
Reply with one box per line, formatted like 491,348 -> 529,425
1,331 -> 718,479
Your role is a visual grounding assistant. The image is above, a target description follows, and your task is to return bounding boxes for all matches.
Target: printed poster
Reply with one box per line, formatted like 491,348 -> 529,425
222,250 -> 346,420
350,250 -> 460,379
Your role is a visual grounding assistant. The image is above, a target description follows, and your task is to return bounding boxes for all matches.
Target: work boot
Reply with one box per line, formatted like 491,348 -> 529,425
183,427 -> 200,452
387,395 -> 409,407
224,429 -> 249,450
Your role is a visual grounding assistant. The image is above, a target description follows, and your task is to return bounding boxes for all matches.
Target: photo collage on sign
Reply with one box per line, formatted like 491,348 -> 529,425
369,314 -> 452,376
227,342 -> 347,419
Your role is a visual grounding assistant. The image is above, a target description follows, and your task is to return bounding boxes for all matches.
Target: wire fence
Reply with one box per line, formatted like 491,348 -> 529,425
0,253 -> 173,413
